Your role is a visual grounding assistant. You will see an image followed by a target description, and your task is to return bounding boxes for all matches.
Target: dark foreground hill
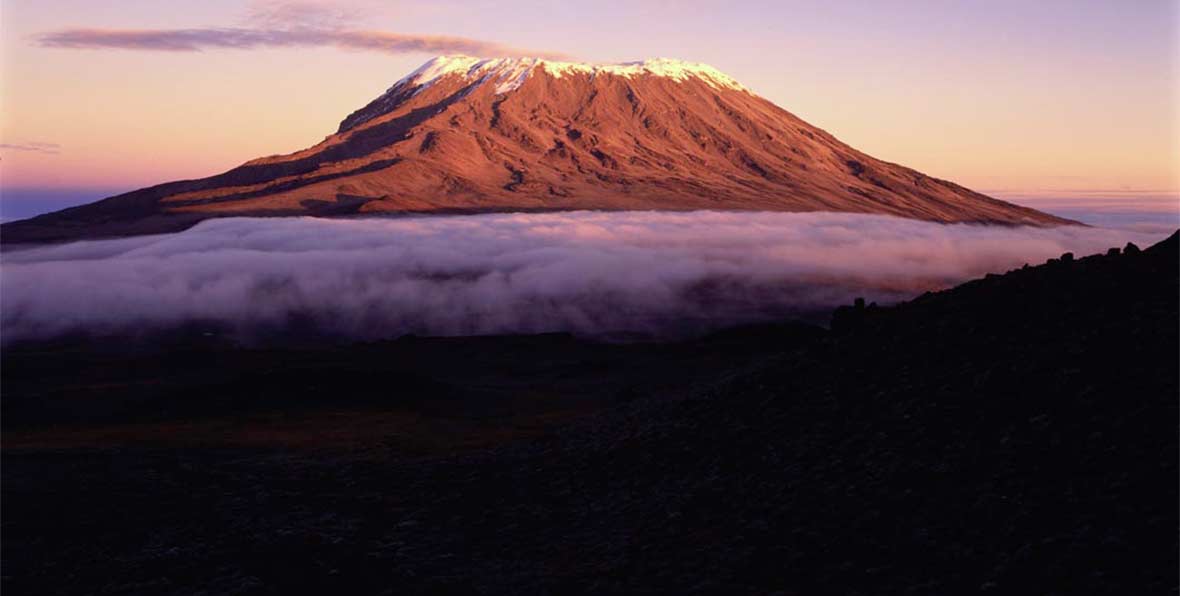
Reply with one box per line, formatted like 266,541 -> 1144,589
3,232 -> 1177,594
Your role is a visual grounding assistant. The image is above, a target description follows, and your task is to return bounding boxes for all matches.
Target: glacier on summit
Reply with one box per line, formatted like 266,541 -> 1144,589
393,55 -> 749,95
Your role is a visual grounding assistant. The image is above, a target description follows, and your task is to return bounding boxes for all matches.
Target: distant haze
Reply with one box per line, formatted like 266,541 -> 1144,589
992,192 -> 1180,235
3,188 -> 1174,228
1,211 -> 1168,344
0,188 -> 128,222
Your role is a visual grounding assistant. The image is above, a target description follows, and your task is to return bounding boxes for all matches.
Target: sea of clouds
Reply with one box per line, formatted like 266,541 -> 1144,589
0,210 -> 1171,343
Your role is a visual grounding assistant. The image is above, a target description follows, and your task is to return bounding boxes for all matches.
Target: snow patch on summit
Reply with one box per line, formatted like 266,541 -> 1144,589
394,55 -> 748,95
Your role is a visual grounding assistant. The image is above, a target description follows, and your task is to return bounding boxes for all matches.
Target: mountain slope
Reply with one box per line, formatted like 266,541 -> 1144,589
2,56 -> 1071,244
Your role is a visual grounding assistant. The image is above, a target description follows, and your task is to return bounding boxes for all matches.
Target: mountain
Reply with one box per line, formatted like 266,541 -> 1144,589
1,56 -> 1072,244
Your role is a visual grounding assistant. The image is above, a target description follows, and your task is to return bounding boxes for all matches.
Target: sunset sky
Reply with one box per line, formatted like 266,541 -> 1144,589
1,0 -> 1177,203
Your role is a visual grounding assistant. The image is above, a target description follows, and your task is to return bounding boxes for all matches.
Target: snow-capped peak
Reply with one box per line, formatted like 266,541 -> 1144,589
394,55 -> 747,95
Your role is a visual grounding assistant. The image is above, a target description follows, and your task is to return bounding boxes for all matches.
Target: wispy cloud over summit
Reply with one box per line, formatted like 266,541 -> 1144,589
36,27 -> 568,59
0,142 -> 60,154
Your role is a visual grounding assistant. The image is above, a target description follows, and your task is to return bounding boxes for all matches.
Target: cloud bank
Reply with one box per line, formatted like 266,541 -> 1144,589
0,211 -> 1167,344
36,27 -> 568,59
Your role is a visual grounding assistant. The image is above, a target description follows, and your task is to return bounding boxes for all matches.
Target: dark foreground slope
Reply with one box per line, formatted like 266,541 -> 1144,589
3,232 -> 1177,595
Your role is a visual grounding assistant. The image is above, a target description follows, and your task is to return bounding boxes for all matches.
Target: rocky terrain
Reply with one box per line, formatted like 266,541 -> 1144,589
1,56 -> 1070,244
3,232 -> 1175,594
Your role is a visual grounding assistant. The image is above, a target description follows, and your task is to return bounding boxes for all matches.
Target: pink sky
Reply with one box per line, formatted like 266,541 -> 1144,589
1,0 -> 1177,196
